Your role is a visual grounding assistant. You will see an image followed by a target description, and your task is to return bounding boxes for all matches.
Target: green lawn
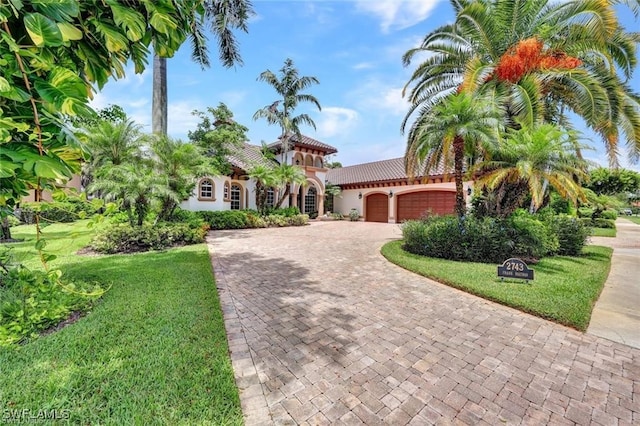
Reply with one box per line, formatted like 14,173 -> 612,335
0,222 -> 242,424
625,216 -> 640,225
591,227 -> 617,237
381,241 -> 612,331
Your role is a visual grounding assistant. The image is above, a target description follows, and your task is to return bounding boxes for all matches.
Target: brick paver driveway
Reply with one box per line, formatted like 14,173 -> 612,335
208,221 -> 639,425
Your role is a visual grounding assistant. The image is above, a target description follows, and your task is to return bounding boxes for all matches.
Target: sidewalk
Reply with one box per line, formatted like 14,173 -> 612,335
588,218 -> 640,348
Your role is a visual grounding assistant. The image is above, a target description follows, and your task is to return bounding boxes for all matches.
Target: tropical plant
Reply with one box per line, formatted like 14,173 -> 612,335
248,164 -> 277,215
0,0 -> 204,213
473,123 -> 589,217
272,164 -> 308,209
151,0 -> 253,135
150,136 -> 207,221
585,167 -> 640,195
89,164 -> 163,227
402,0 -> 640,167
188,103 -> 248,174
253,58 -> 321,162
405,92 -> 501,216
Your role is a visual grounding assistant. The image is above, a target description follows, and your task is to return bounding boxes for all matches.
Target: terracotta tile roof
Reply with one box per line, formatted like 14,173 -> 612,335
267,134 -> 338,154
326,157 -> 449,186
227,143 -> 275,171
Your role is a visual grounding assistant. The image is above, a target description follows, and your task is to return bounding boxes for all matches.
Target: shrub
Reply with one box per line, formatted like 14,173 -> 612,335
0,250 -> 103,346
331,212 -> 344,220
91,223 -> 206,254
308,211 -> 319,219
544,215 -> 590,256
20,200 -> 96,224
592,218 -> 616,229
402,212 -> 566,264
600,210 -> 618,220
286,214 -> 309,226
349,209 -> 360,221
577,207 -> 594,218
197,210 -> 251,230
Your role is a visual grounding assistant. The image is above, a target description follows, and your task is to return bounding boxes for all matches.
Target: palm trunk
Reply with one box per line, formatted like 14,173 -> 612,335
275,185 -> 290,209
152,55 -> 167,135
1,216 -> 11,241
453,135 -> 466,217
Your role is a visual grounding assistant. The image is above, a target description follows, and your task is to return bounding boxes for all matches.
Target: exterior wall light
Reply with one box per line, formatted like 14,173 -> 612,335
358,192 -> 362,199
467,187 -> 472,196
389,190 -> 393,198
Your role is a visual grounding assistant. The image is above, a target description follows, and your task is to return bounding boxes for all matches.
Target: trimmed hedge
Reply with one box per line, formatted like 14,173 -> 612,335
580,217 -> 616,229
197,209 -> 308,230
19,201 -> 96,224
91,223 -> 207,254
402,212 -> 589,263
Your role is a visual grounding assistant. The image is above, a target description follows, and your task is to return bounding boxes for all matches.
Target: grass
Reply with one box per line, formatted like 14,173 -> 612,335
591,227 -> 617,237
625,216 -> 640,225
0,222 -> 242,424
381,240 -> 612,331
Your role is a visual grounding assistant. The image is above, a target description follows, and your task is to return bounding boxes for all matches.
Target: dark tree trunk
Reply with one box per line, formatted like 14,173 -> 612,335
453,135 -> 466,217
1,216 -> 11,240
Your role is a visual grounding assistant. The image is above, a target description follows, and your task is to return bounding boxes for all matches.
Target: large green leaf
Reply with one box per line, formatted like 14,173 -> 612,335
109,1 -> 146,41
57,22 -> 83,41
0,76 -> 9,92
34,66 -> 88,113
92,20 -> 130,53
24,13 -> 63,47
31,0 -> 79,22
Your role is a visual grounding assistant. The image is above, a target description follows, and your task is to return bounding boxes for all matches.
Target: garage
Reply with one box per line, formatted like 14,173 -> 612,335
365,193 -> 389,223
396,191 -> 456,222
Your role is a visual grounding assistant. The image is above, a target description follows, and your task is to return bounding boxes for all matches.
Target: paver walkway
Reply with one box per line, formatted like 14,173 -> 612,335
207,222 -> 640,425
588,218 -> 640,349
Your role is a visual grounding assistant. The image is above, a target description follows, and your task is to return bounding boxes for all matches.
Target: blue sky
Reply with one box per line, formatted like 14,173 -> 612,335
91,0 -> 640,171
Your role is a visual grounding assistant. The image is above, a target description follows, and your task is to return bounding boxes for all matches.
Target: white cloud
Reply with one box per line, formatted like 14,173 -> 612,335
353,62 -> 376,70
317,107 -> 359,138
168,100 -> 206,140
348,78 -> 410,117
355,0 -> 442,33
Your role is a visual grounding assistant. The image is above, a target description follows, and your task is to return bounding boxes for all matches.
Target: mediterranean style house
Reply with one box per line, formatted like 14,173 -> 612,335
182,134 -> 470,223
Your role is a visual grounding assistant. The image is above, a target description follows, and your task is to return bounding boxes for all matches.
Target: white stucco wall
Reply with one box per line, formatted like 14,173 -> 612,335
181,176 -> 257,212
333,181 -> 473,223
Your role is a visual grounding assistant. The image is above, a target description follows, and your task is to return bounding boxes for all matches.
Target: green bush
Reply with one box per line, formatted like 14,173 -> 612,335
577,207 -> 594,218
600,210 -> 618,220
0,250 -> 103,346
91,223 -> 206,254
592,218 -> 616,229
20,200 -> 96,224
349,209 -> 360,221
331,212 -> 344,220
544,215 -> 590,256
402,212 -> 575,264
197,210 -> 308,230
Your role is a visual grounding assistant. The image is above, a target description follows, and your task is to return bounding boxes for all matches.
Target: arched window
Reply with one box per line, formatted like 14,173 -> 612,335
314,157 -> 323,168
304,154 -> 313,167
223,181 -> 230,201
304,186 -> 317,214
198,179 -> 215,201
230,183 -> 242,210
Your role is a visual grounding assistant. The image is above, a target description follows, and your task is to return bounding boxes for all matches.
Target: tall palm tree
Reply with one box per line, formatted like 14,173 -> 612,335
402,0 -> 640,166
248,164 -> 277,215
152,0 -> 253,135
253,58 -> 321,163
473,123 -> 589,217
406,92 -> 501,216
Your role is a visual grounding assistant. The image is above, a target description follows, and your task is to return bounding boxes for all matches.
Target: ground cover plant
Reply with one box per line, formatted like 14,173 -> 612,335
591,228 -> 617,237
0,222 -> 242,424
627,216 -> 640,225
381,241 -> 611,331
198,208 -> 309,230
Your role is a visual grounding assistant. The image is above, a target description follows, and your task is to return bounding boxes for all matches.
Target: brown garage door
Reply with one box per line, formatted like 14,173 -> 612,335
365,193 -> 389,223
396,191 -> 455,222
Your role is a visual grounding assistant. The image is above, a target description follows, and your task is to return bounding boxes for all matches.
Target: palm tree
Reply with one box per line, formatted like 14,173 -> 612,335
248,164 -> 277,215
402,0 -> 640,166
253,58 -> 321,162
152,0 -> 253,135
83,119 -> 146,191
473,123 -> 589,217
89,164 -> 163,227
150,136 -> 207,221
273,164 -> 307,209
406,92 -> 501,216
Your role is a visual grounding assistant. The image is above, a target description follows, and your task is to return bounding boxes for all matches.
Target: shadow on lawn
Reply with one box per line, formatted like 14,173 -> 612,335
211,248 -> 358,392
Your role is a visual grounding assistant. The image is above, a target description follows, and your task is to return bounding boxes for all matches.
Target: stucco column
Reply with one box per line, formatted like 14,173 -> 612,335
318,194 -> 325,215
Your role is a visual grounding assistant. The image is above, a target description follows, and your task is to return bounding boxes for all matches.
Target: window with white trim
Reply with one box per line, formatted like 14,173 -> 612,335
199,179 -> 214,200
230,184 -> 242,210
